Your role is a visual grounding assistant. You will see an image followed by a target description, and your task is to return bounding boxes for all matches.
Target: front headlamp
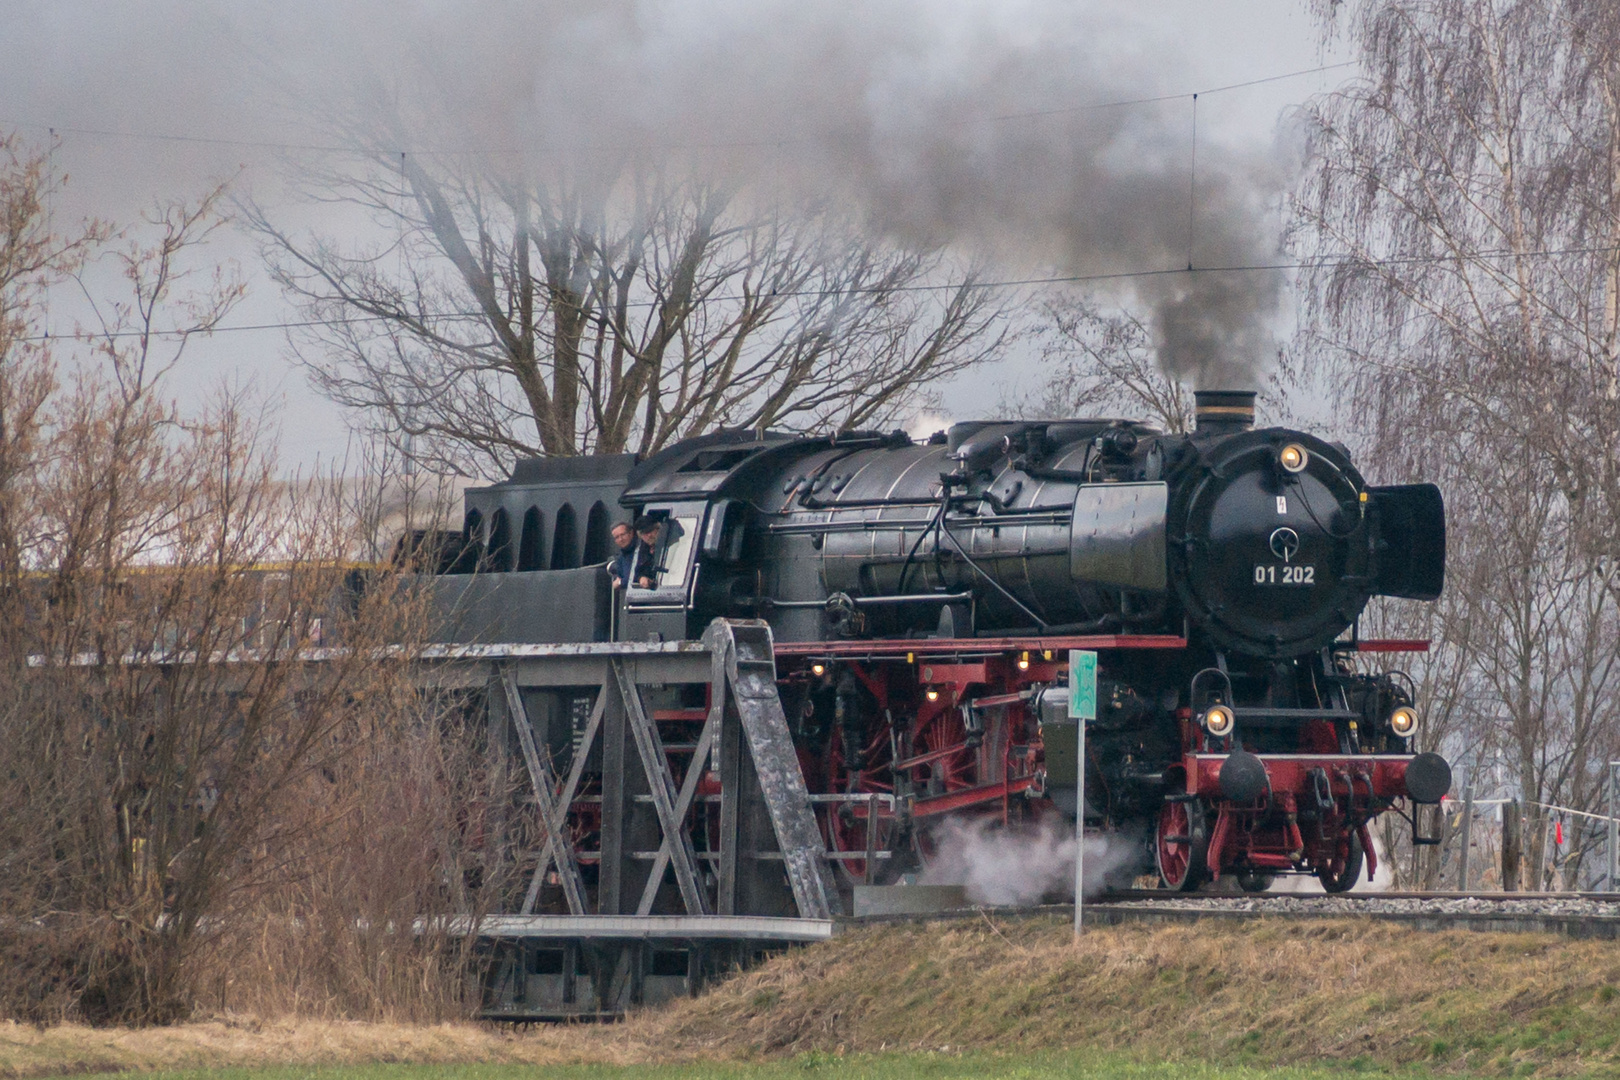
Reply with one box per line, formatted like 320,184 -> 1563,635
1389,706 -> 1418,737
1278,443 -> 1308,474
1202,704 -> 1235,739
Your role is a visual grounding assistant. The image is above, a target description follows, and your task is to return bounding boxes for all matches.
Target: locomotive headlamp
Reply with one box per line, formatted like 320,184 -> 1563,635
1202,704 -> 1236,738
1389,706 -> 1418,737
811,662 -> 827,677
1278,443 -> 1308,474
925,687 -> 941,702
1018,650 -> 1031,671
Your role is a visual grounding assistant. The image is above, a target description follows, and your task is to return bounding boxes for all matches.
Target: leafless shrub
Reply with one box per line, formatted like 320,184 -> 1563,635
0,133 -> 497,1024
193,688 -> 510,1022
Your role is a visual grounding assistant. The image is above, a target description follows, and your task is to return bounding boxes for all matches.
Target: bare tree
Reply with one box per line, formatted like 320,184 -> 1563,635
1019,294 -> 1197,431
1019,291 -> 1302,431
1444,448 -> 1620,887
1297,0 -> 1620,518
1294,0 -> 1620,885
250,142 -> 1010,477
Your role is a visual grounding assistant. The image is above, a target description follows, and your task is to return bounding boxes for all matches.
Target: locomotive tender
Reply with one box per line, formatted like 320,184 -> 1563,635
429,389 -> 1451,896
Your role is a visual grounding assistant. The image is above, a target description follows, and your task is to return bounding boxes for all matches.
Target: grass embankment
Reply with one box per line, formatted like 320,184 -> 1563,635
0,1059 -> 1472,1080
8,916 -> 1620,1078
657,915 -> 1620,1075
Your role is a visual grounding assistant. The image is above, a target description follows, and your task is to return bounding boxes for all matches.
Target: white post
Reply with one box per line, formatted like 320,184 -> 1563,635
1068,649 -> 1097,942
1073,716 -> 1086,939
1456,784 -> 1473,892
1609,762 -> 1619,892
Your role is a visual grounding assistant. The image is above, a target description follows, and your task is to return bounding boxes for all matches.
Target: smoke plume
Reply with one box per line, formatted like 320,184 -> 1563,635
921,816 -> 1143,906
0,0 -> 1288,386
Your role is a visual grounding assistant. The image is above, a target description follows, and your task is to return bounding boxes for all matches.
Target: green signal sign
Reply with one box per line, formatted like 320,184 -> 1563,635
1069,649 -> 1097,720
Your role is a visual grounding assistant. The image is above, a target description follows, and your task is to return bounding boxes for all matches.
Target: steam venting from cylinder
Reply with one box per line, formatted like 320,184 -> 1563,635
1193,390 -> 1256,434
920,816 -> 1144,904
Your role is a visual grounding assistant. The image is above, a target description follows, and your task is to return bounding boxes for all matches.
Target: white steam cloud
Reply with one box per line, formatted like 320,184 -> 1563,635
921,817 -> 1142,906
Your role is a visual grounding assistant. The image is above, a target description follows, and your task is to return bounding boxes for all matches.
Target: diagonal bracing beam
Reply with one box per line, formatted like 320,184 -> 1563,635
503,666 -> 596,915
612,658 -> 710,915
635,690 -> 720,916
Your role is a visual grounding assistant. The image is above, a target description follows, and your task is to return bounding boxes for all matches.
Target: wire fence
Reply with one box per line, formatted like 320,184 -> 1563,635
1431,784 -> 1620,892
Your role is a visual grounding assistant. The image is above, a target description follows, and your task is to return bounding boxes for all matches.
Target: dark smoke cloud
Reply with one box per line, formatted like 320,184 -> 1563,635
0,0 -> 1287,386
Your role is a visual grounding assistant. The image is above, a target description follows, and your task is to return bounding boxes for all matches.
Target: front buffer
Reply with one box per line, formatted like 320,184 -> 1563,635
1156,747 -> 1452,892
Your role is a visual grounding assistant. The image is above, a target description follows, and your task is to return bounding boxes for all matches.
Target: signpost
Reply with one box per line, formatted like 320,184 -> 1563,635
1609,762 -> 1620,892
1070,650 -> 1097,940
1454,784 -> 1473,892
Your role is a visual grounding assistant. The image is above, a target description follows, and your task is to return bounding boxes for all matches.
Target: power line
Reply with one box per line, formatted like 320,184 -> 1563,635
5,124 -> 358,156
975,61 -> 1357,122
21,241 -> 1617,344
2,61 -> 1357,159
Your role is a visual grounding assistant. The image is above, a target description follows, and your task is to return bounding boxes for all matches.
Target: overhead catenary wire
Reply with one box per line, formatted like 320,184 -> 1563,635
978,61 -> 1358,123
1,61 -> 1358,159
19,241 -> 1620,344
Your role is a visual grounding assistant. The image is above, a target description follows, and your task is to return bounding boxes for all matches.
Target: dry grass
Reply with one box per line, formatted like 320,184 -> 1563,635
0,1018 -> 643,1079
9,917 -> 1620,1078
648,916 -> 1620,1075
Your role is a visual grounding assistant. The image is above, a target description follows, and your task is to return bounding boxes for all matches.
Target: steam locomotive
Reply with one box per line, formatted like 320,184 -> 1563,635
425,389 -> 1451,895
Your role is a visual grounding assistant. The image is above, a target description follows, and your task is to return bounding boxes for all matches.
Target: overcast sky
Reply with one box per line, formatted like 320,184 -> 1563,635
0,0 -> 1351,477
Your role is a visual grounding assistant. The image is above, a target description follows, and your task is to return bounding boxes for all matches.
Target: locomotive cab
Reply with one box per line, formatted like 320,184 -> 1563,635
621,503 -> 705,641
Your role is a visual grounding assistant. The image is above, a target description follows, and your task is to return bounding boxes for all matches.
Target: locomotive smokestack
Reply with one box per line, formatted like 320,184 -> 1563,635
1193,390 -> 1256,434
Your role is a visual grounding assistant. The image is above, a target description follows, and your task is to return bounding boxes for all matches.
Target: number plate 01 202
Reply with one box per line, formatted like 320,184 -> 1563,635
1253,564 -> 1315,585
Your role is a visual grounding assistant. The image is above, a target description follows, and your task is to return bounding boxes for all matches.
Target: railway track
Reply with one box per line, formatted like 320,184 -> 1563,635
1100,887 -> 1620,904
846,889 -> 1620,940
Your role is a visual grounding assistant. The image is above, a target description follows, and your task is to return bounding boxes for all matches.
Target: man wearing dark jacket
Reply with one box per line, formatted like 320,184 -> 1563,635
608,522 -> 639,589
631,517 -> 662,588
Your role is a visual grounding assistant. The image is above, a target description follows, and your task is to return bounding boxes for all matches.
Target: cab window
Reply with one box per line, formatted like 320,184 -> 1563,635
658,515 -> 700,589
628,512 -> 702,594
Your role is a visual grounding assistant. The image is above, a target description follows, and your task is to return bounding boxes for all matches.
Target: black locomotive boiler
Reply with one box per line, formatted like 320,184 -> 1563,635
427,389 -> 1451,894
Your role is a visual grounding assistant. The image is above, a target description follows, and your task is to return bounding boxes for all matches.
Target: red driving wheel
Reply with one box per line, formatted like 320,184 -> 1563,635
824,719 -> 895,886
1155,796 -> 1209,892
909,707 -> 974,792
